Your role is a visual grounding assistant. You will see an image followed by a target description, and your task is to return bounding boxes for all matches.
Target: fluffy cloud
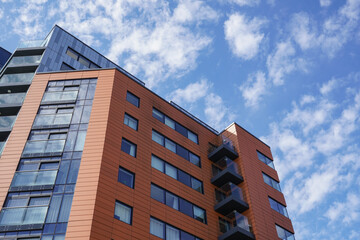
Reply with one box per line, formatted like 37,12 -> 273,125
325,192 -> 360,224
228,0 -> 260,7
320,0 -> 331,7
291,0 -> 360,57
205,93 -> 235,130
224,13 -> 266,60
168,78 -> 212,105
239,71 -> 268,108
266,41 -> 307,85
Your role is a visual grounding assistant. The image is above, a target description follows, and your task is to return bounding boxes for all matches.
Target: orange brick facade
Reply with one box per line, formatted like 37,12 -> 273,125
0,68 -> 294,239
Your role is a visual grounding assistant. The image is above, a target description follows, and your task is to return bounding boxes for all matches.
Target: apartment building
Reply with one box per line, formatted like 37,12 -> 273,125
0,25 -> 295,240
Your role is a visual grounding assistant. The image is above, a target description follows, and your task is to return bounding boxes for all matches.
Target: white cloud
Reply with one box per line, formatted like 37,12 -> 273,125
325,192 -> 360,224
300,95 -> 316,106
266,41 -> 307,85
168,79 -> 212,105
228,0 -> 260,7
290,12 -> 318,50
0,8 -> 3,19
224,13 -> 266,60
204,93 -> 235,131
320,0 -> 331,7
239,71 -> 268,108
320,78 -> 337,95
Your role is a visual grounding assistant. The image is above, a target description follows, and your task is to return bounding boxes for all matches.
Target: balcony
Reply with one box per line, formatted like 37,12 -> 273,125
218,211 -> 254,240
0,92 -> 26,106
18,40 -> 47,48
208,136 -> 238,162
214,183 -> 249,215
211,157 -> 243,187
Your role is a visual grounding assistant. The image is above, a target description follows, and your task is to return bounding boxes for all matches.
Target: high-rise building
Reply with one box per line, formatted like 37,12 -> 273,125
0,26 -> 295,240
0,47 -> 11,70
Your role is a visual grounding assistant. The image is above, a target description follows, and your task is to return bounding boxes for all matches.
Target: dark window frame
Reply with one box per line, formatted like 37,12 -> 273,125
114,200 -> 133,225
121,138 -> 137,158
118,167 -> 135,189
126,91 -> 140,108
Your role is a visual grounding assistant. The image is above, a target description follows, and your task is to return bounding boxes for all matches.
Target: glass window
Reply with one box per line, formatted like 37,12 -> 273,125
150,218 -> 164,238
152,108 -> 164,122
166,225 -> 180,240
152,131 -> 164,145
124,113 -> 138,130
165,138 -> 176,153
126,91 -> 139,107
165,164 -> 177,179
29,197 -> 50,206
151,185 -> 165,203
60,62 -> 74,70
263,173 -> 281,192
178,170 -> 191,187
189,153 -> 200,167
114,201 -> 132,225
188,131 -> 198,144
40,162 -> 59,170
269,197 -> 288,218
257,151 -> 275,169
121,138 -> 136,157
118,167 -> 134,188
276,225 -> 295,240
193,206 -> 206,223
176,145 -> 189,160
166,192 -> 179,210
179,198 -> 193,217
175,123 -> 188,137
4,197 -> 28,207
78,56 -> 90,67
164,117 -> 175,129
66,48 -> 78,60
151,155 -> 164,172
191,178 -> 203,193
181,231 -> 196,240
8,55 -> 42,66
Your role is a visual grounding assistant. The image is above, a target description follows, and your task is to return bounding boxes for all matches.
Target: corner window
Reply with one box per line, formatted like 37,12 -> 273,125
114,201 -> 132,225
126,91 -> 139,107
118,167 -> 135,189
124,113 -> 138,131
263,173 -> 281,192
121,138 -> 136,157
276,225 -> 295,240
257,151 -> 275,169
269,197 -> 288,218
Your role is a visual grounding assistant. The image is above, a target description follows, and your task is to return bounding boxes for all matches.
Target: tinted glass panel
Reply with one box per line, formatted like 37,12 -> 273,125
114,201 -> 132,224
179,199 -> 193,217
126,91 -> 139,107
166,192 -> 179,210
176,145 -> 188,160
121,138 -> 136,157
178,170 -> 191,186
118,167 -> 134,188
151,185 -> 164,203
175,123 -> 188,137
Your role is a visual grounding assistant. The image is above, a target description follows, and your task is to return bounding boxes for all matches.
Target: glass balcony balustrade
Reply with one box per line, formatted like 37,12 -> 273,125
0,207 -> 48,226
11,171 -> 57,187
33,113 -> 72,128
23,139 -> 65,156
214,183 -> 249,215
211,157 -> 243,187
208,135 -> 238,162
0,93 -> 26,105
18,40 -> 47,48
42,91 -> 78,103
0,73 -> 34,85
0,115 -> 16,129
0,141 -> 5,155
218,211 -> 254,240
8,55 -> 42,67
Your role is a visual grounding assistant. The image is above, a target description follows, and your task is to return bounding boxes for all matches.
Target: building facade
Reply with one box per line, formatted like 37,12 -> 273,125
0,26 -> 295,240
0,47 -> 11,70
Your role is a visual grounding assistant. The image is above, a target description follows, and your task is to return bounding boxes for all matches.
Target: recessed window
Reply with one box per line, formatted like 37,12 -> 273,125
114,201 -> 132,225
126,91 -> 140,107
276,225 -> 295,240
118,167 -> 135,189
124,113 -> 138,131
269,197 -> 288,217
121,138 -> 136,157
263,173 -> 281,192
60,62 -> 75,71
257,151 -> 275,169
151,155 -> 204,193
151,184 -> 165,204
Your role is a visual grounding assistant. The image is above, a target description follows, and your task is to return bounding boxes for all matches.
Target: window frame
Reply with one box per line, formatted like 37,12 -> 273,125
126,91 -> 140,108
124,113 -> 138,131
121,138 -> 137,158
114,200 -> 133,225
118,167 -> 135,189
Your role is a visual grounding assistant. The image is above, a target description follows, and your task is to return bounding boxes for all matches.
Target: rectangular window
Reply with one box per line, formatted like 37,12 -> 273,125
151,184 -> 206,223
60,62 -> 75,71
151,155 -> 203,193
276,225 -> 295,240
126,91 -> 140,107
124,113 -> 138,131
118,167 -> 135,189
152,130 -> 200,167
114,201 -> 132,225
269,197 -> 289,218
152,108 -> 198,144
121,138 -> 136,157
263,173 -> 281,192
150,217 -> 202,240
66,47 -> 100,69
257,151 -> 275,169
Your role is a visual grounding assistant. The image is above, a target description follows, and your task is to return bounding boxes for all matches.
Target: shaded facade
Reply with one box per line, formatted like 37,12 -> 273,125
0,47 -> 11,70
0,26 -> 295,240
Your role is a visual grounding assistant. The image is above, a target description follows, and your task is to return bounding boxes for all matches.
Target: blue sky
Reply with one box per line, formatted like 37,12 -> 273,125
1,0 -> 360,239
